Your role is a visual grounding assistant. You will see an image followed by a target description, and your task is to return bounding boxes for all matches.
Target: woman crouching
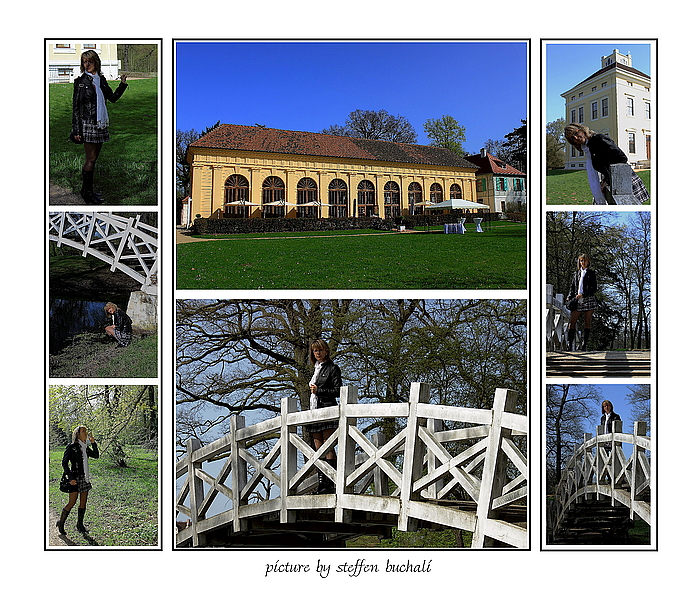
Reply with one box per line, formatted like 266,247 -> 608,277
104,302 -> 132,347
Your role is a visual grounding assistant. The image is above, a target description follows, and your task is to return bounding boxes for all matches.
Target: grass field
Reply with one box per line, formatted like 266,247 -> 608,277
49,446 -> 158,546
177,222 -> 527,290
48,78 -> 158,205
546,169 -> 651,206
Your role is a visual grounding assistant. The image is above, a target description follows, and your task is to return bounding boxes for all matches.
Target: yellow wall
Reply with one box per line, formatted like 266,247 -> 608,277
188,148 -> 478,219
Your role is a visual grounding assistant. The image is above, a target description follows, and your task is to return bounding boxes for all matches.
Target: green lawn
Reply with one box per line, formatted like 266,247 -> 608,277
48,446 -> 158,546
546,168 -> 652,206
48,78 -> 158,205
177,222 -> 527,290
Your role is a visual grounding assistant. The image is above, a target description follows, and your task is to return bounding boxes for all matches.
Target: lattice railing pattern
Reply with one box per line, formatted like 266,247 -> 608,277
546,283 -> 573,351
176,383 -> 528,548
48,212 -> 158,294
553,420 -> 651,532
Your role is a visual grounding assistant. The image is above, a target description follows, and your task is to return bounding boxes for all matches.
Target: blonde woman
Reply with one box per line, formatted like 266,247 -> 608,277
104,302 -> 132,347
71,49 -> 128,204
564,123 -> 647,205
56,426 -> 99,534
565,253 -> 598,351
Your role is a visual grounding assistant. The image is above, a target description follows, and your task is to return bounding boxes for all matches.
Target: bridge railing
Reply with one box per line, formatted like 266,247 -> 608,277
48,212 -> 158,294
552,420 -> 651,534
176,383 -> 528,548
546,284 -> 573,351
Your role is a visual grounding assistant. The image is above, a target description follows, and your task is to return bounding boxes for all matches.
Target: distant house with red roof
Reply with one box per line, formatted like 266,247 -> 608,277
463,149 -> 527,213
185,124 -> 479,221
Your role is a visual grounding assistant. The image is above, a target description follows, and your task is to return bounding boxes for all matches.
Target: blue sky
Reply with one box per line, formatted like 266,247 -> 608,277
585,383 -> 649,435
175,41 -> 527,154
544,42 -> 652,123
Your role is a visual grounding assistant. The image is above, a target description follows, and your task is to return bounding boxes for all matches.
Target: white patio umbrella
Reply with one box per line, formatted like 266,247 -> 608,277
424,198 -> 490,211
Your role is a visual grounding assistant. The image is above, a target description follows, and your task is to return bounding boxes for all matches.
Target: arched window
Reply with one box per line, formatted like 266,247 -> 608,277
408,182 -> 423,214
430,183 -> 444,204
297,177 -> 318,219
357,180 -> 376,217
262,176 -> 285,218
224,174 -> 250,218
328,179 -> 348,218
450,183 -> 462,200
383,181 -> 401,219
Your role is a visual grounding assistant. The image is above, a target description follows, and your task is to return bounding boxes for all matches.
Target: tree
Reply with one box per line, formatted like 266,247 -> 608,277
176,121 -> 221,200
503,119 -> 527,172
423,115 -> 466,155
321,109 -> 417,143
626,384 -> 651,431
176,299 -> 526,455
546,384 -> 602,492
546,118 -> 566,169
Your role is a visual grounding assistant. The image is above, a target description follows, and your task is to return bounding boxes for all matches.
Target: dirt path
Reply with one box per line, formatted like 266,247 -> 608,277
48,507 -> 79,546
49,182 -> 85,206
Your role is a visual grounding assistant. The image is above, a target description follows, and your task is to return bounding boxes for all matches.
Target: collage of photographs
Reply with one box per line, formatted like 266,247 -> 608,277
45,39 -> 655,557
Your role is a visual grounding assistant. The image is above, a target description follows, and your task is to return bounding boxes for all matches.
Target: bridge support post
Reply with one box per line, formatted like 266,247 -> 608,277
280,397 -> 299,525
631,421 -> 648,519
398,382 -> 431,531
186,438 -> 206,547
611,420 -> 624,506
371,432 -> 388,496
335,385 -> 358,524
473,388 -> 518,547
426,419 -> 444,499
230,415 -> 248,533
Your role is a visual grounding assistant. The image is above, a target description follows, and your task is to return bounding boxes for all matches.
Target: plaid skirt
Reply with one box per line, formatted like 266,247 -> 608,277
632,171 -> 649,204
114,329 -> 132,347
80,121 -> 110,143
75,475 -> 93,493
573,294 -> 598,312
307,419 -> 339,433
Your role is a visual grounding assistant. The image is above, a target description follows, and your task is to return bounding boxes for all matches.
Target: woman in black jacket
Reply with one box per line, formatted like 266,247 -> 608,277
56,426 -> 99,534
104,302 -> 133,347
565,253 -> 597,351
564,123 -> 648,205
307,339 -> 342,494
600,400 -> 622,434
72,49 -> 128,204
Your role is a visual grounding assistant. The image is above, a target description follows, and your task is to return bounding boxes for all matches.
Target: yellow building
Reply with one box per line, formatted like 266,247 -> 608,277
562,49 -> 652,169
47,42 -> 121,83
186,125 -> 479,221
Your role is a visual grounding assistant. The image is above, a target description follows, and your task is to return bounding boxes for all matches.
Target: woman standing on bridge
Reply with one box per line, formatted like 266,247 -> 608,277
71,49 -> 128,205
56,426 -> 99,534
104,302 -> 132,347
564,123 -> 647,205
307,339 -> 342,494
565,253 -> 597,351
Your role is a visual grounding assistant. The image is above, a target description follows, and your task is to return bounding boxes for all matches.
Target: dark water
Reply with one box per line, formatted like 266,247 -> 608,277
49,296 -> 128,353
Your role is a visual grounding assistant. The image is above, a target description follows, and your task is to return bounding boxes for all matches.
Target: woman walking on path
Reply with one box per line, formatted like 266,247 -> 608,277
564,123 -> 648,205
71,49 -> 128,204
104,302 -> 133,347
565,253 -> 598,351
56,426 -> 99,534
306,339 -> 342,494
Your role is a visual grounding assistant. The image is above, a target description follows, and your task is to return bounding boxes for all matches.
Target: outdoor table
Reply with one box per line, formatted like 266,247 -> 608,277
444,223 -> 465,234
474,217 -> 484,233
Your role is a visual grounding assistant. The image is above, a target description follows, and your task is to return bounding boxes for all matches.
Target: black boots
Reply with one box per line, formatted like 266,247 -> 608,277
566,328 -> 576,352
579,328 -> 591,351
76,507 -> 88,532
80,170 -> 104,205
56,508 -> 70,535
315,458 -> 337,495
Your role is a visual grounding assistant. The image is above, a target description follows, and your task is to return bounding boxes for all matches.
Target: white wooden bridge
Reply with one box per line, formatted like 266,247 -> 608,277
546,283 -> 572,352
176,383 -> 528,548
549,421 -> 651,542
48,212 -> 158,295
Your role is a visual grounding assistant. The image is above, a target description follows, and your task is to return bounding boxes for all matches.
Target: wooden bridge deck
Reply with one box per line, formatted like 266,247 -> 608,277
546,350 -> 651,378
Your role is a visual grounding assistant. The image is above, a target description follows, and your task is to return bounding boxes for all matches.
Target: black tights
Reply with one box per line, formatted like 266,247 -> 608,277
82,142 -> 103,172
569,309 -> 593,330
312,428 -> 336,461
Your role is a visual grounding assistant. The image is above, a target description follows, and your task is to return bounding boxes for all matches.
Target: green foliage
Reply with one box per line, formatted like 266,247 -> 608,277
48,446 -> 158,546
347,528 -> 470,548
48,78 -> 158,205
177,222 -> 526,290
423,115 -> 466,155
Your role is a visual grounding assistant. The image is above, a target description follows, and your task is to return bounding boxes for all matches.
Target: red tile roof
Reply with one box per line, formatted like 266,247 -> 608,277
188,124 -> 478,170
463,152 -> 525,176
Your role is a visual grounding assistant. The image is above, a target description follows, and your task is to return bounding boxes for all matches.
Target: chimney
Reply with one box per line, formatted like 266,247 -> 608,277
480,148 -> 487,158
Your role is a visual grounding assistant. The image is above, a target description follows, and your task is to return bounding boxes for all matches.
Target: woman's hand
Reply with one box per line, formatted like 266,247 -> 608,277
310,384 -> 317,395
70,480 -> 77,486
88,433 -> 95,443
576,294 -> 583,300
120,74 -> 128,83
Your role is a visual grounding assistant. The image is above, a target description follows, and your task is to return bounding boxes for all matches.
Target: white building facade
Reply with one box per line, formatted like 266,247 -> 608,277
47,42 -> 121,83
561,49 -> 652,170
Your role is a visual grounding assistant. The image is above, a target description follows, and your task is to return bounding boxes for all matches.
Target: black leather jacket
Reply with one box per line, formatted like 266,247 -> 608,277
312,360 -> 342,407
62,441 -> 99,479
72,72 -> 128,135
567,268 -> 597,301
111,309 -> 132,334
587,134 -> 628,186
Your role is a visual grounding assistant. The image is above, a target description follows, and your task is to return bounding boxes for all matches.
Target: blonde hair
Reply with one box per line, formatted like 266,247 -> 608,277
80,49 -> 102,75
577,253 -> 592,270
564,123 -> 595,146
309,338 -> 331,364
71,425 -> 88,443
